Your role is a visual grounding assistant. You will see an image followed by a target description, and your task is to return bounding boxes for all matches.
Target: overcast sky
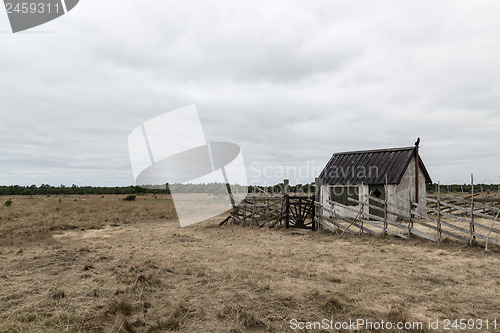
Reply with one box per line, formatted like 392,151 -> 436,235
1,0 -> 499,187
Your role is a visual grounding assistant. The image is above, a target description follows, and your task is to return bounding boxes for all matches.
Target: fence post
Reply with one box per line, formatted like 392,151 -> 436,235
384,176 -> 388,235
437,182 -> 442,241
284,179 -> 290,229
251,196 -> 256,227
315,177 -> 321,231
481,186 -> 485,213
470,174 -> 475,244
359,182 -> 364,235
242,199 -> 247,226
408,190 -> 412,239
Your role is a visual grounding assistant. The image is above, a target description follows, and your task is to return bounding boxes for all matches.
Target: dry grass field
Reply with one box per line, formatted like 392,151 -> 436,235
1,195 -> 500,333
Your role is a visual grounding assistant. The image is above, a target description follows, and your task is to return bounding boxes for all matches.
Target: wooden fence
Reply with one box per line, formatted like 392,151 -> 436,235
315,191 -> 500,251
220,178 -> 500,251
220,194 -> 285,228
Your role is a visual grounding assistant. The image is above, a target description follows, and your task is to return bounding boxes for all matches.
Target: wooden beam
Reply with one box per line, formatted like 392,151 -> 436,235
415,140 -> 419,203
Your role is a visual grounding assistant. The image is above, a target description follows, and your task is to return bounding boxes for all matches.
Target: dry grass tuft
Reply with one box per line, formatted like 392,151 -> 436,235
148,302 -> 194,332
219,304 -> 268,331
106,298 -> 135,316
50,290 -> 66,300
133,273 -> 162,289
321,295 -> 344,312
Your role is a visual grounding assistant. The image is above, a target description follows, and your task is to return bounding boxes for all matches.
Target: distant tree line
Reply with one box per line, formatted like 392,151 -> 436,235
168,183 -> 247,194
0,184 -> 167,196
426,183 -> 500,194
2,182 -> 496,196
0,183 -> 247,196
0,182 -> 317,196
247,183 -> 315,194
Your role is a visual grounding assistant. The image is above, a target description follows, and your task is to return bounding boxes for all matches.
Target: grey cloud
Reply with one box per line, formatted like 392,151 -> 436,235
1,0 -> 499,186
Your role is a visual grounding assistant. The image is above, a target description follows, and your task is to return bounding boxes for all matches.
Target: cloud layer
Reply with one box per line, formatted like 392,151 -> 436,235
1,0 -> 499,186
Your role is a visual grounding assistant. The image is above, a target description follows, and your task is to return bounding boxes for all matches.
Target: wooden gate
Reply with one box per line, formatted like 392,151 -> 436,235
285,195 -> 316,230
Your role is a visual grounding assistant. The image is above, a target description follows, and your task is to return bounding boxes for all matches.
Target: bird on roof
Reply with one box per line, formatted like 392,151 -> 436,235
415,137 -> 420,147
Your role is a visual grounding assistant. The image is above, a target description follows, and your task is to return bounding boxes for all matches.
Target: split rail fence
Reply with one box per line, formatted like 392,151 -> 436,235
316,189 -> 500,251
220,194 -> 285,228
221,178 -> 500,251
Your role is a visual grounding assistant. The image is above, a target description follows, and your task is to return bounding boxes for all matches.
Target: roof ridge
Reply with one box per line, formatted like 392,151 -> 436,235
333,146 -> 415,156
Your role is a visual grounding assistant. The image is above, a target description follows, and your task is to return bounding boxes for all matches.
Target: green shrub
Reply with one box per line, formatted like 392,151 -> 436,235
122,194 -> 136,202
4,199 -> 12,207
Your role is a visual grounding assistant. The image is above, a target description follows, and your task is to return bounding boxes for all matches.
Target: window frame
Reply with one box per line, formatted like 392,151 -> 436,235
330,185 -> 359,206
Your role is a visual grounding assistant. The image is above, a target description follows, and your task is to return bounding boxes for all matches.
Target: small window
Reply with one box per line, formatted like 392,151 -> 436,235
330,186 -> 359,206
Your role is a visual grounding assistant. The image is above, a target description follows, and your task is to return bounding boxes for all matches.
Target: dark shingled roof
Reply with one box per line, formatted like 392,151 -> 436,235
319,146 -> 432,185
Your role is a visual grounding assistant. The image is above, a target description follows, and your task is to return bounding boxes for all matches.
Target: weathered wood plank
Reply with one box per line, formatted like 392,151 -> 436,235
259,212 -> 281,227
410,228 -> 437,242
317,215 -> 344,229
438,219 -> 470,235
325,199 -> 410,233
439,228 -> 469,242
319,215 -> 353,233
410,218 -> 440,233
443,194 -> 500,214
470,220 -> 500,235
363,221 -> 407,239
333,213 -> 377,236
318,218 -> 339,234
427,206 -> 470,224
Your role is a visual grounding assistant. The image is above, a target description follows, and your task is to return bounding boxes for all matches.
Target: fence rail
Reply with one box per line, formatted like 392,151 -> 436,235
220,194 -> 285,228
220,178 -> 500,251
315,191 -> 500,251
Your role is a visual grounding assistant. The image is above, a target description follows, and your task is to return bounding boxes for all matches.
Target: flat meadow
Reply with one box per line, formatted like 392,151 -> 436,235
1,195 -> 499,332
